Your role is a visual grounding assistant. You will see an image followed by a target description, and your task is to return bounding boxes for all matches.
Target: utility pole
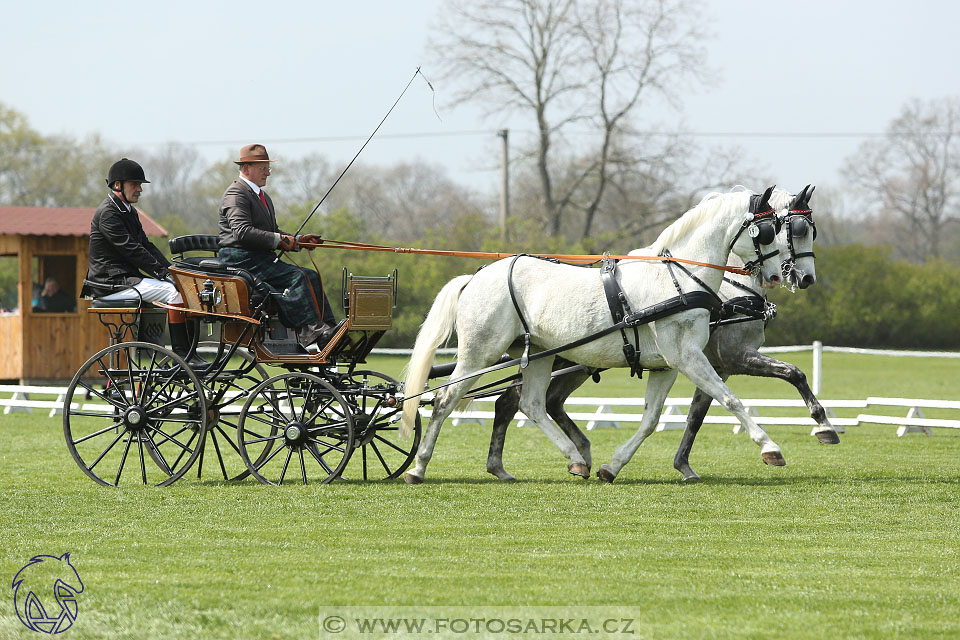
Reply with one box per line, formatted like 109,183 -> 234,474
498,129 -> 509,241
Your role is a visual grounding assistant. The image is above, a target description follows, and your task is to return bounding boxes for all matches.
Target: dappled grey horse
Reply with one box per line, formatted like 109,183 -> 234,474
484,186 -> 832,483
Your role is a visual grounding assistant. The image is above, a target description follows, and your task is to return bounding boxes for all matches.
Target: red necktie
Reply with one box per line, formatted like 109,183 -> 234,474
258,190 -> 268,210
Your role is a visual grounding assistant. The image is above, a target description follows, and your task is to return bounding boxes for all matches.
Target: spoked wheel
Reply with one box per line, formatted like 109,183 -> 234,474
340,370 -> 421,480
193,347 -> 272,482
63,342 -> 207,487
237,372 -> 354,485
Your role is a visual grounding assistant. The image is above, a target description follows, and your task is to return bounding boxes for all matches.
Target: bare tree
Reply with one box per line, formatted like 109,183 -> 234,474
844,97 -> 960,261
429,0 -> 711,239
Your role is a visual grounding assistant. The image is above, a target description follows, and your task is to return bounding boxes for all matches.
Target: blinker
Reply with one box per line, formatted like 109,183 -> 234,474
790,216 -> 809,238
749,220 -> 776,245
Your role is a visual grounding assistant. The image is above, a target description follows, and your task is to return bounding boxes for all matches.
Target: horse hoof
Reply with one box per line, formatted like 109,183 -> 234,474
568,462 -> 590,479
404,473 -> 424,485
489,469 -> 518,482
680,471 -> 701,483
597,465 -> 616,483
815,431 -> 840,445
761,451 -> 787,466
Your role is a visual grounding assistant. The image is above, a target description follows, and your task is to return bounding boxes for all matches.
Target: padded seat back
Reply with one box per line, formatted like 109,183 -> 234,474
169,234 -> 219,255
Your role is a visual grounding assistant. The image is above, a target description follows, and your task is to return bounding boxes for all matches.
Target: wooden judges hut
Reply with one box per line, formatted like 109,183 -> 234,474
0,206 -> 168,383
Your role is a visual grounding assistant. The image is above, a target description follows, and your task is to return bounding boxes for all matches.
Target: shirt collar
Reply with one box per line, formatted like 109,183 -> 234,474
239,175 -> 261,195
110,192 -> 133,213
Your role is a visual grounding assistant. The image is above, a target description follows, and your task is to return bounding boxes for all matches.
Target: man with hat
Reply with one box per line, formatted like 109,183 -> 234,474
218,144 -> 336,348
82,158 -> 205,367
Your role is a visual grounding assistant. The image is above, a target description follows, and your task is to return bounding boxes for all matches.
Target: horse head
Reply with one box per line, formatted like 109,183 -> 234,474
728,185 -> 783,287
776,184 -> 818,289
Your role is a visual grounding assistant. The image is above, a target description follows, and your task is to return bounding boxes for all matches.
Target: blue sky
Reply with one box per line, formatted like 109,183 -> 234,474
4,0 -> 959,199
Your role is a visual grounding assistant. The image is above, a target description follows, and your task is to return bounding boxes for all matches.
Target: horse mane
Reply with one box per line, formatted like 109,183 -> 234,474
649,190 -> 753,253
769,187 -> 793,212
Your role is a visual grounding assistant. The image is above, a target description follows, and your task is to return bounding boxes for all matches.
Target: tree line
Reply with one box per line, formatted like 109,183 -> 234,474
1,0 -> 958,348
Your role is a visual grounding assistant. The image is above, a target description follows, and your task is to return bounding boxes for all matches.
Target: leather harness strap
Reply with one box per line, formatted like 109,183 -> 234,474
601,258 -> 644,378
507,254 -> 533,368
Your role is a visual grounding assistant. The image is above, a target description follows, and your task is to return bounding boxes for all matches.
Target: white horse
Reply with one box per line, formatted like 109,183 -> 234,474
482,185 -> 830,483
401,187 -> 784,484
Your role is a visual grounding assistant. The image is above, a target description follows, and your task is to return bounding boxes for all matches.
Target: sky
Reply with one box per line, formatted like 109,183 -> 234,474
4,0 -> 960,204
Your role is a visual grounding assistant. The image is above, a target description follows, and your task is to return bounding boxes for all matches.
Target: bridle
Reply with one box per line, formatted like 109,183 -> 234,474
728,188 -> 781,275
779,185 -> 818,283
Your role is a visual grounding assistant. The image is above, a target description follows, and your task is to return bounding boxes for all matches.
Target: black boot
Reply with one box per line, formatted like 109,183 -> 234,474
169,322 -> 209,369
296,320 -> 336,349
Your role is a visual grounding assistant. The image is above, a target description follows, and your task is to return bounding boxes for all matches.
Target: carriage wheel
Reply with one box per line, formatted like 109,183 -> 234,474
63,342 -> 207,487
193,347 -> 273,482
340,370 -> 421,480
237,372 -> 354,485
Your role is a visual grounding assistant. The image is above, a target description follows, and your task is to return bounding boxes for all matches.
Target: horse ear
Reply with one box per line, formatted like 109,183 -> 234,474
760,185 -> 775,208
806,185 -> 816,203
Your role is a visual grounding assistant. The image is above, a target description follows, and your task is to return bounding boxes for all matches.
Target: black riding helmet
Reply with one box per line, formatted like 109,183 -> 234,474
105,158 -> 150,188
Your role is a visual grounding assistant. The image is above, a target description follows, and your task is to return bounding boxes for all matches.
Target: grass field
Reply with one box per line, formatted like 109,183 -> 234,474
1,352 -> 959,639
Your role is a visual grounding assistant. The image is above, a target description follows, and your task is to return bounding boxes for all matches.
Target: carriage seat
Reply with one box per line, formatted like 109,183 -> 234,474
91,296 -> 143,309
170,262 -> 272,315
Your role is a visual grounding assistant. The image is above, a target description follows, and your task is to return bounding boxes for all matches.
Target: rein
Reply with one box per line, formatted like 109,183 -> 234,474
297,239 -> 751,276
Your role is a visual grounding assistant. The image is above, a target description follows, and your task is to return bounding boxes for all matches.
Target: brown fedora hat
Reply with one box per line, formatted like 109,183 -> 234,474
234,143 -> 276,165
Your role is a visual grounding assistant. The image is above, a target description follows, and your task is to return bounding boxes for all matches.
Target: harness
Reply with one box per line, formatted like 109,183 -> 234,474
503,253 -> 721,382
782,207 -> 817,267
711,277 -> 777,329
727,195 -> 780,274
780,185 -> 818,282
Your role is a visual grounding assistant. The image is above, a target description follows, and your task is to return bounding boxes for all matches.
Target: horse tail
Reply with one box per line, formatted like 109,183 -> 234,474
401,274 -> 473,436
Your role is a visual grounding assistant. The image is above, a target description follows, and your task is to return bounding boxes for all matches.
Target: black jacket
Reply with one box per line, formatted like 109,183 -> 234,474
81,194 -> 171,297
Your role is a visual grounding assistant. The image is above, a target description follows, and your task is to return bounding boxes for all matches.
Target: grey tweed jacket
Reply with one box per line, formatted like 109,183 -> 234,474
218,180 -> 287,251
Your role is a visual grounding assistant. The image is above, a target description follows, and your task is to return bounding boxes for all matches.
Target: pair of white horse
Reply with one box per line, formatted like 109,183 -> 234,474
400,187 -> 815,483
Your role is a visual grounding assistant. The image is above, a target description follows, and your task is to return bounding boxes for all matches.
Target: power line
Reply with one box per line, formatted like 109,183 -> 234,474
136,129 -> 943,147
10,129 -> 946,152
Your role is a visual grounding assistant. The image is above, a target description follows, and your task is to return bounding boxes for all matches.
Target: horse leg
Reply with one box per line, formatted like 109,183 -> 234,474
598,368 -> 678,483
516,357 -> 590,478
735,350 -> 839,444
405,353 -> 501,484
677,351 -> 785,466
545,366 -> 593,471
487,386 -> 520,481
673,385 -> 716,483
487,364 -> 592,481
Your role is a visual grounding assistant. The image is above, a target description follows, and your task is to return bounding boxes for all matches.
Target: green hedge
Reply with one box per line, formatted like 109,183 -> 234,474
766,245 -> 960,349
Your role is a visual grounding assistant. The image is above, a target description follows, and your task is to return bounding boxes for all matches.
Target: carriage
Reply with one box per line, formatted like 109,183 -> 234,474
62,234 -> 422,487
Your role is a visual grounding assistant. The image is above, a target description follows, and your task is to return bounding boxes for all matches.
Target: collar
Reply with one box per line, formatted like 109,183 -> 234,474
239,175 -> 261,195
109,192 -> 133,213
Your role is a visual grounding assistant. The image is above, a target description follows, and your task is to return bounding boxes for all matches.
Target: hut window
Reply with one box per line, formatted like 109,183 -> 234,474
31,255 -> 78,314
0,255 -> 17,314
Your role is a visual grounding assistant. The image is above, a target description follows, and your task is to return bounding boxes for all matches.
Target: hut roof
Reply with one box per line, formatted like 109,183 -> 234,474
0,206 -> 168,237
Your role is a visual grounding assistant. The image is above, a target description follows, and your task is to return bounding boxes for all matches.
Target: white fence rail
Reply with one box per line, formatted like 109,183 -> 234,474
374,342 -> 960,396
2,384 -> 958,436
418,393 -> 960,436
4,344 -> 958,435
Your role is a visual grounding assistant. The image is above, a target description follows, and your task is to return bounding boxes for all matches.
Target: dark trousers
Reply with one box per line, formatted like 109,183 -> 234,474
219,247 -> 335,327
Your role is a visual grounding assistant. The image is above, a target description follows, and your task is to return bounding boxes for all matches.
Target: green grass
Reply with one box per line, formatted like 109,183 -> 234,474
1,353 -> 959,639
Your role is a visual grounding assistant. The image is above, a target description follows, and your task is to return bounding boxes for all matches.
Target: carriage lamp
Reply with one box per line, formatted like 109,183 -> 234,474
198,279 -> 222,312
